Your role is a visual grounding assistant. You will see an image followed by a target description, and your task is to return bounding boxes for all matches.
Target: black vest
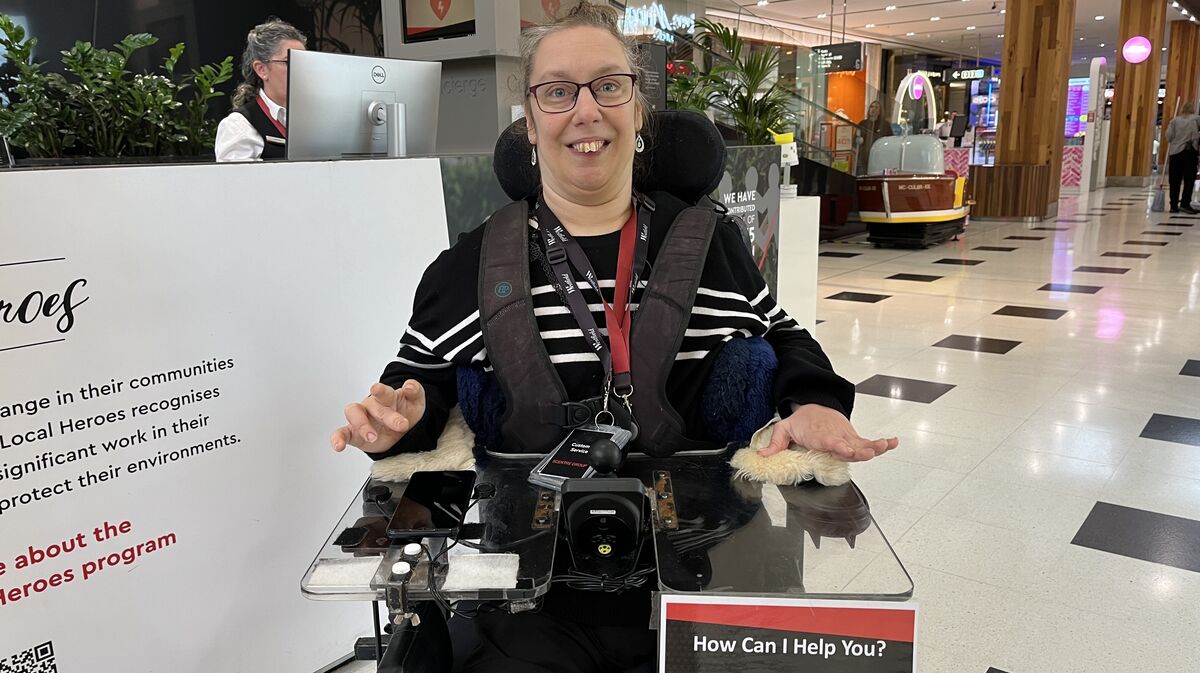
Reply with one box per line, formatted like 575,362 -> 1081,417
479,197 -> 729,458
235,99 -> 287,160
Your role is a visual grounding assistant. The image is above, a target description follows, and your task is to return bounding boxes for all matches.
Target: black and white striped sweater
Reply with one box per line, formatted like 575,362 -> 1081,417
374,192 -> 854,458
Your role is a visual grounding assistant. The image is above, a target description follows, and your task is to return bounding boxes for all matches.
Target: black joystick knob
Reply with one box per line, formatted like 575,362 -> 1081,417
589,438 -> 624,476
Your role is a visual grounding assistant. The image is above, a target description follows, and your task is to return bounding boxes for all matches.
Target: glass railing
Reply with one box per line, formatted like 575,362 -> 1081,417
612,0 -> 899,179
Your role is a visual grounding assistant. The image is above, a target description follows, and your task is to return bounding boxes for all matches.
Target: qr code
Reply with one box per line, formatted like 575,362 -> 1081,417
0,642 -> 56,673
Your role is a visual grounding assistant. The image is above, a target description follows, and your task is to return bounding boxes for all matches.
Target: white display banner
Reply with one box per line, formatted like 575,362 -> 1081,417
0,159 -> 450,672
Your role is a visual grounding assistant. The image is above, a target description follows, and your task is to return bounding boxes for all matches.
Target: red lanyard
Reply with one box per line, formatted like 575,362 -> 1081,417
536,198 -> 651,395
256,96 -> 287,138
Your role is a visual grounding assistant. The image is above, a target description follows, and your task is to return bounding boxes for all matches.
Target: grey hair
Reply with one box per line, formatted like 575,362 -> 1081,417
232,18 -> 307,108
518,2 -> 650,132
1183,100 -> 1198,115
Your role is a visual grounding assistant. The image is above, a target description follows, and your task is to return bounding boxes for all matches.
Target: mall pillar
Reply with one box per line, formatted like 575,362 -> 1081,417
1158,20 -> 1200,166
1106,0 -> 1168,184
970,0 -> 1075,220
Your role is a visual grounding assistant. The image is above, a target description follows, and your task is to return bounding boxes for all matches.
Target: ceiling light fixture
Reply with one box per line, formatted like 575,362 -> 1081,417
1095,15 -> 1104,21
906,31 -> 916,36
817,12 -> 827,18
931,16 -> 941,21
866,23 -> 876,28
967,25 -> 976,30
886,4 -> 897,10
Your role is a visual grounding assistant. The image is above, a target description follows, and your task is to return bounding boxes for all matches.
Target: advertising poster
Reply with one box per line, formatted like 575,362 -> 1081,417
1065,77 -> 1089,138
0,159 -> 449,672
714,145 -> 783,294
661,595 -> 917,673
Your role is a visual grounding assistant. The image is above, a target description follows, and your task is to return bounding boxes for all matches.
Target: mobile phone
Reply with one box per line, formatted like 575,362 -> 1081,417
386,470 -> 477,540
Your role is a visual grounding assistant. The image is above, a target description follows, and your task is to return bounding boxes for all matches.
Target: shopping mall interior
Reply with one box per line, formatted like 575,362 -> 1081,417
0,1 -> 1196,672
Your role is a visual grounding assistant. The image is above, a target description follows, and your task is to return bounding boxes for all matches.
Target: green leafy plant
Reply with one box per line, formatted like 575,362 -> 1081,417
0,13 -> 233,160
666,62 -> 720,114
691,19 -> 796,145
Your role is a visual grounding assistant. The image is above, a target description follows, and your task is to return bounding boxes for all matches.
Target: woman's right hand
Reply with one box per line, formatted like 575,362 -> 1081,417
330,380 -> 426,454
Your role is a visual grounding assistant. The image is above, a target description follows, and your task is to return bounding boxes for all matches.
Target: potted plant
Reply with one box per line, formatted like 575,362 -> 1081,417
0,13 -> 233,164
687,19 -> 795,145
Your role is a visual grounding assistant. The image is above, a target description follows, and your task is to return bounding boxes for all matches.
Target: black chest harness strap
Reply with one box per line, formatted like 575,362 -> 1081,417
479,198 -> 724,458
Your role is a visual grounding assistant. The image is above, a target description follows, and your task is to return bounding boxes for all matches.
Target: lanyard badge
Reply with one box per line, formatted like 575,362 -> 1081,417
536,194 -> 652,432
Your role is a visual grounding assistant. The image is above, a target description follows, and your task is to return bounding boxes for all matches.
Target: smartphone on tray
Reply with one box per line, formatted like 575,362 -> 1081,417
385,470 -> 477,541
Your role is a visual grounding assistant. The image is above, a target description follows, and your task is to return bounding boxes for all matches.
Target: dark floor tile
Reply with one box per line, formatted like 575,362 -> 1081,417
1098,207 -> 1124,210
1072,502 -> 1200,573
819,251 -> 862,258
933,334 -> 1022,355
934,258 -> 985,266
1155,222 -> 1195,227
887,273 -> 943,282
1074,265 -> 1130,274
1039,283 -> 1102,294
993,305 -> 1069,320
973,246 -> 1018,252
1141,230 -> 1183,236
1181,360 -> 1200,377
1169,214 -> 1200,219
1124,240 -> 1170,246
1031,226 -> 1070,231
1102,251 -> 1152,259
1005,235 -> 1046,241
815,320 -> 825,325
1140,413 -> 1200,447
827,291 -> 890,303
986,669 -> 1011,673
855,374 -> 955,404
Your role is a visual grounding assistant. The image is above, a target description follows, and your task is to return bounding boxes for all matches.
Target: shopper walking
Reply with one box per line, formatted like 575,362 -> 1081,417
1165,100 -> 1200,213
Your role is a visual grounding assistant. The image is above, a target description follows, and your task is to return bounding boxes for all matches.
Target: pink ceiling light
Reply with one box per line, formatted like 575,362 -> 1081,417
1122,36 -> 1152,64
912,77 -> 925,100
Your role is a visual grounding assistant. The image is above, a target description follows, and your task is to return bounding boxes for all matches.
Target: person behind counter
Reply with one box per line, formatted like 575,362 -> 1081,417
330,3 -> 897,671
214,18 -> 306,162
856,99 -> 892,175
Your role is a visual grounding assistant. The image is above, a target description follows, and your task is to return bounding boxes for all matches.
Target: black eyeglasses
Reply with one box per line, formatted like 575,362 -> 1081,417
528,73 -> 638,114
264,59 -> 289,66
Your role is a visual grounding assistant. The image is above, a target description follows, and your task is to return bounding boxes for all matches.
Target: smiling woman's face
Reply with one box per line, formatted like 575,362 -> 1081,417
525,26 -> 642,206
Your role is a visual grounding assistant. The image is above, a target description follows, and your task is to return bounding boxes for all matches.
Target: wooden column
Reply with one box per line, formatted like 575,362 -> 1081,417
973,0 -> 1075,219
1107,0 -> 1168,180
1158,20 -> 1200,165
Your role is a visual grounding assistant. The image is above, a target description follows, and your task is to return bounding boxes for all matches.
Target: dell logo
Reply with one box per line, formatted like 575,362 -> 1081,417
371,66 -> 386,84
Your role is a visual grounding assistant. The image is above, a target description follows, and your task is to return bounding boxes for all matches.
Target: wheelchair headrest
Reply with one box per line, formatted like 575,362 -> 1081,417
493,109 -> 727,204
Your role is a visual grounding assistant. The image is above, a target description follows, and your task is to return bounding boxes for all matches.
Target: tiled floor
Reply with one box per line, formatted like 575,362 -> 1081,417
784,187 -> 1200,673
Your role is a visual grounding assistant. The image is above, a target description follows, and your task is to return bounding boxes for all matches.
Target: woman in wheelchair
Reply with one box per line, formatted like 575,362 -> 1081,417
330,3 -> 897,671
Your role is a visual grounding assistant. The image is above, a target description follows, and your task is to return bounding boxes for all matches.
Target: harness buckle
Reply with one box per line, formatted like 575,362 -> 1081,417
545,245 -> 568,265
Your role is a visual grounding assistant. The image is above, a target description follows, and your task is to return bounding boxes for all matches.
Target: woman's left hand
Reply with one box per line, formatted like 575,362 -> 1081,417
758,403 -> 898,462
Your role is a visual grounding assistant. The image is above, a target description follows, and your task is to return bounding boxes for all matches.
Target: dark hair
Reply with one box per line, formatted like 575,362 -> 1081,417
232,18 -> 307,108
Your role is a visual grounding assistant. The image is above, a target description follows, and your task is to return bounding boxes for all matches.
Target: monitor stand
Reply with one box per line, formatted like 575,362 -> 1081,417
367,101 -> 408,158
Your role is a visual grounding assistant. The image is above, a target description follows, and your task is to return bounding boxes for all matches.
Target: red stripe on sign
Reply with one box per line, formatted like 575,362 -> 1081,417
666,604 -> 915,643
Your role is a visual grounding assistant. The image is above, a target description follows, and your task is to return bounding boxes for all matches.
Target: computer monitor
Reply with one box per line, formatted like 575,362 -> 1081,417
287,51 -> 441,161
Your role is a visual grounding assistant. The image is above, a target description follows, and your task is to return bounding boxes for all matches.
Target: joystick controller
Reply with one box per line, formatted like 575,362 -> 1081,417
588,438 -> 624,476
